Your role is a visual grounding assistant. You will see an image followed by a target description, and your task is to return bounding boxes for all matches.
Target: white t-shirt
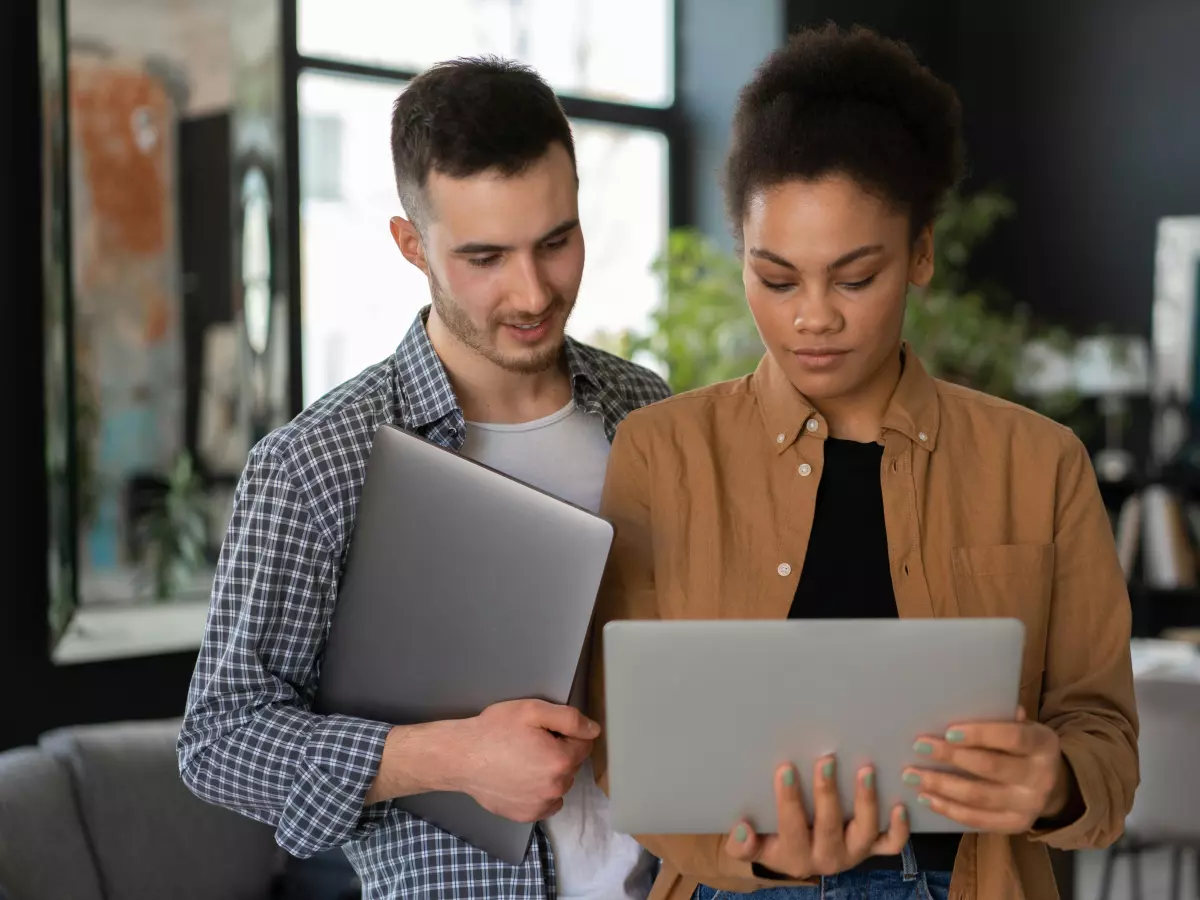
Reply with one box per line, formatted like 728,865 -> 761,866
460,400 -> 656,900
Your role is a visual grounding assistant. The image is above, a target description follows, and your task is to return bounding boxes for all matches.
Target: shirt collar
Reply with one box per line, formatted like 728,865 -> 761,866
391,306 -> 614,431
753,342 -> 941,453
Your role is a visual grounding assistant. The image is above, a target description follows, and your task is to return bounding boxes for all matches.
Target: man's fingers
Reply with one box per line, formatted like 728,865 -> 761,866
527,701 -> 601,739
869,804 -> 911,856
557,735 -> 596,767
843,766 -> 881,858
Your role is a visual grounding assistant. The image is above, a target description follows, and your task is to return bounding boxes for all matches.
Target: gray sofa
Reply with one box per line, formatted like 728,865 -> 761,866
0,718 -> 287,900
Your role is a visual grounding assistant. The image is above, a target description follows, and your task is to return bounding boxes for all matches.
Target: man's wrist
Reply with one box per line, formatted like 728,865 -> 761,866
366,718 -> 476,805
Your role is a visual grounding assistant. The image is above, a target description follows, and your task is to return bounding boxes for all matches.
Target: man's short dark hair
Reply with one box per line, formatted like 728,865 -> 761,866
724,24 -> 965,246
390,56 -> 575,228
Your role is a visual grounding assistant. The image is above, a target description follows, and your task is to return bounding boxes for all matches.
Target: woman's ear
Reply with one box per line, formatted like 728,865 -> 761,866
390,216 -> 428,275
909,225 -> 935,289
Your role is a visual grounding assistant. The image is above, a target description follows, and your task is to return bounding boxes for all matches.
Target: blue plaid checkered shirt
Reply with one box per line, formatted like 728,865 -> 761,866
178,309 -> 669,899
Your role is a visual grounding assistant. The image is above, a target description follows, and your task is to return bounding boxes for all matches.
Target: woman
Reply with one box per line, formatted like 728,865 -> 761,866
590,24 -> 1137,900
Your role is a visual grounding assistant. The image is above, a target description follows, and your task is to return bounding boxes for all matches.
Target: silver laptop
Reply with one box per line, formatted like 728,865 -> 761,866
313,423 -> 615,864
603,618 -> 1024,835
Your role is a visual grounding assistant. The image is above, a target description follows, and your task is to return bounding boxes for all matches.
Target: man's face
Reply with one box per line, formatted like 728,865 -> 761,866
741,173 -> 933,403
396,142 -> 584,374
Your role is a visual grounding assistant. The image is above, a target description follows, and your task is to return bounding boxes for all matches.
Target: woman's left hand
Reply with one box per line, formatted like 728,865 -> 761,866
904,707 -> 1072,833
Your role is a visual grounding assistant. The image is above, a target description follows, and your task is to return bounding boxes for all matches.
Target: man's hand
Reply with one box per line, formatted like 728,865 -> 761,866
723,757 -> 910,879
905,707 -> 1073,832
457,699 -> 600,823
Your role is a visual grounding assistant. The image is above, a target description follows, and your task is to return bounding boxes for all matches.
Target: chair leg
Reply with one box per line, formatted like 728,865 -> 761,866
1096,846 -> 1118,900
1171,846 -> 1184,900
1129,845 -> 1144,900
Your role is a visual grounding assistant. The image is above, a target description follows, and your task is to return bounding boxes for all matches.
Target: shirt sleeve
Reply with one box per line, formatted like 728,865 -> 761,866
1029,434 -> 1139,850
589,418 -> 813,891
177,446 -> 394,858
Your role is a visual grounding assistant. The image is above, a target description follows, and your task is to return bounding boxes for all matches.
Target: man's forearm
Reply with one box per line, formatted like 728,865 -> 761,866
365,718 -> 475,806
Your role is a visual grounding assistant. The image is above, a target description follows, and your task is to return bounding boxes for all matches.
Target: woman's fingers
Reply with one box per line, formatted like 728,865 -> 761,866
723,818 -> 764,862
869,803 -> 911,856
842,765 -> 881,859
807,755 -> 848,873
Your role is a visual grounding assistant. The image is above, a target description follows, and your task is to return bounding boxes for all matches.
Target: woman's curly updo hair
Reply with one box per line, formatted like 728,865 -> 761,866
724,23 -> 966,249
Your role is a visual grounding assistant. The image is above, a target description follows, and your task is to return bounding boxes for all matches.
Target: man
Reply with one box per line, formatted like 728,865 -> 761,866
178,57 -> 668,900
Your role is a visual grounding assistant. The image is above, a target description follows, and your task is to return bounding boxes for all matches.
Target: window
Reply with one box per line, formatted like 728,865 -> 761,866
300,114 -> 344,201
297,0 -> 674,107
289,1 -> 677,406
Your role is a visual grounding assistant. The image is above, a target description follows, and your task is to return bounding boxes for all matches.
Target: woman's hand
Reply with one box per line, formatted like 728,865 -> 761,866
905,707 -> 1074,832
723,756 -> 910,879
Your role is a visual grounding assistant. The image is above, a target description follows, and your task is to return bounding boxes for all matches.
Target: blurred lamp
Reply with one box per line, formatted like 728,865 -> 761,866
1017,335 -> 1151,481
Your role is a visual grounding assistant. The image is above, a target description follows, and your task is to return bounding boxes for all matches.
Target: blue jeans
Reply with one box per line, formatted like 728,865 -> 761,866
691,843 -> 952,900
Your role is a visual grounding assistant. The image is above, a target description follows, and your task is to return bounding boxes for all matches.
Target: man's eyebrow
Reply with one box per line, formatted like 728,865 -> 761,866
451,218 -> 580,255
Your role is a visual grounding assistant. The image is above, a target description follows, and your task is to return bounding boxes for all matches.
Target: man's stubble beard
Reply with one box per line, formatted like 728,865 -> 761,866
429,271 -> 573,375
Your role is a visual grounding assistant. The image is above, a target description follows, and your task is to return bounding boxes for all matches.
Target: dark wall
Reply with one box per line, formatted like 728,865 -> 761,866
787,0 -> 1200,334
1,0 -> 200,752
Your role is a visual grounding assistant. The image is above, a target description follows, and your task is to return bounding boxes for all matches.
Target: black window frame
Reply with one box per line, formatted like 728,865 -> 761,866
280,0 -> 688,415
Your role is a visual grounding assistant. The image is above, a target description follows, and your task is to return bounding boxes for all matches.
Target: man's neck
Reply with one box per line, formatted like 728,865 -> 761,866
815,347 -> 903,443
426,313 -> 573,425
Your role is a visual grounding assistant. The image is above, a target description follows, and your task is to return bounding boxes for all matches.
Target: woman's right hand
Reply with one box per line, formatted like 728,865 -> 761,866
723,756 -> 910,879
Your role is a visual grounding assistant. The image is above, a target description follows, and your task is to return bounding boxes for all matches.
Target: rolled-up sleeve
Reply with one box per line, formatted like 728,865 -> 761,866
1030,436 -> 1139,850
178,446 -> 394,858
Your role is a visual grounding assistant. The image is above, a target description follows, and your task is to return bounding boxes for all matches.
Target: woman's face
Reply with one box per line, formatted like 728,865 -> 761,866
741,174 -> 934,405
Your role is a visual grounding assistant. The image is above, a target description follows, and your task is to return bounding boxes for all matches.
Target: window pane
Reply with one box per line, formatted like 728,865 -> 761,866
298,71 -> 667,405
298,0 -> 673,107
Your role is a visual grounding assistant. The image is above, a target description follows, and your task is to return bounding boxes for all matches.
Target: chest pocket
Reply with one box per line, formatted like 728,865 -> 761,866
951,543 -> 1054,700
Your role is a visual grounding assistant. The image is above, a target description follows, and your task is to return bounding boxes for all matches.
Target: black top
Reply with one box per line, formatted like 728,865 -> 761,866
789,438 -> 960,873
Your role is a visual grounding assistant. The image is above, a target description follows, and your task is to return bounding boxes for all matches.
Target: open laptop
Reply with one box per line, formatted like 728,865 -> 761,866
313,423 -> 615,864
602,617 -> 1025,835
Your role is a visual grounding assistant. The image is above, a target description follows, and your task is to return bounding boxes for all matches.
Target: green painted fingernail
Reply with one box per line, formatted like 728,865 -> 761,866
913,741 -> 934,755
863,771 -> 875,789
903,772 -> 921,786
822,760 -> 835,779
899,806 -> 909,821
945,730 -> 965,743
736,824 -> 748,842
783,767 -> 796,787
918,795 -> 932,806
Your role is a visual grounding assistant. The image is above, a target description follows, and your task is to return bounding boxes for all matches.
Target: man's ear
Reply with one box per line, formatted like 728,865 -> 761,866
908,224 -> 935,289
391,216 -> 428,275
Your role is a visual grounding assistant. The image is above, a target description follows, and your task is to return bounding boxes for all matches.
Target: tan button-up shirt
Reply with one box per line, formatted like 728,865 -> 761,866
590,347 -> 1138,900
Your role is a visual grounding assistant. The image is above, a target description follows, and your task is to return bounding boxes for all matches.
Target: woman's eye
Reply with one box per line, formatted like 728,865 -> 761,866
839,274 -> 877,291
759,278 -> 793,293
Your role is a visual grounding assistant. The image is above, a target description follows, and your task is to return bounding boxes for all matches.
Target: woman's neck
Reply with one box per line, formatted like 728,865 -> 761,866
813,348 -> 903,443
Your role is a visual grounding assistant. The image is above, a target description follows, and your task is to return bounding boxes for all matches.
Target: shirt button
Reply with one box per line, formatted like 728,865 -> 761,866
918,431 -> 928,442
777,563 -> 792,577
776,433 -> 786,444
798,463 -> 812,476
806,419 -> 819,433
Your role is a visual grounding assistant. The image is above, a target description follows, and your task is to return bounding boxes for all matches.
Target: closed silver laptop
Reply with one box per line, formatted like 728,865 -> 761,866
314,423 -> 615,864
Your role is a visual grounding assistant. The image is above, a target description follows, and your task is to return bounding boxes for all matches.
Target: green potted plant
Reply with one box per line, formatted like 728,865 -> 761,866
136,451 -> 209,603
